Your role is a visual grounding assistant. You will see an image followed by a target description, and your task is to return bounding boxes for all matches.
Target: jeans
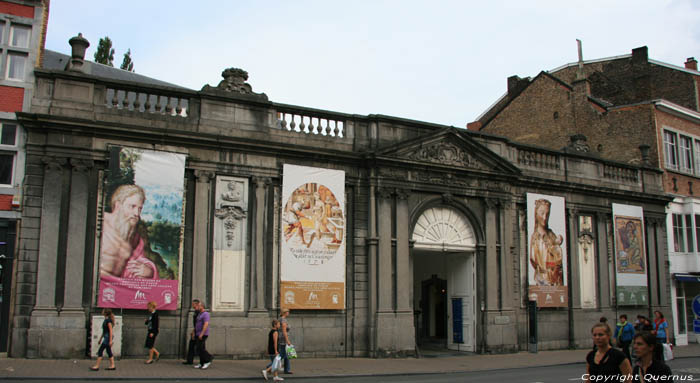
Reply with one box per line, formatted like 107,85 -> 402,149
195,335 -> 212,364
279,344 -> 290,373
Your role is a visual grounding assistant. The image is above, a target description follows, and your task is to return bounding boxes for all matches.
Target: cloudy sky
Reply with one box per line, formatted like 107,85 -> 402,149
45,1 -> 700,127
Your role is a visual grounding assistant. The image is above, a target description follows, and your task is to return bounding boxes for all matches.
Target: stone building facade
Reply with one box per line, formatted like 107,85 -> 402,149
7,39 -> 673,358
470,45 -> 700,345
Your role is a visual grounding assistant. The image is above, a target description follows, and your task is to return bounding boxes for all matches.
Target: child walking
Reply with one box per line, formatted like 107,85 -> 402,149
262,319 -> 283,381
91,309 -> 116,371
144,301 -> 160,364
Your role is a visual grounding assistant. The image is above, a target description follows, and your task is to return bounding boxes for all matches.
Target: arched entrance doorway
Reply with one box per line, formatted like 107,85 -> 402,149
412,206 -> 476,352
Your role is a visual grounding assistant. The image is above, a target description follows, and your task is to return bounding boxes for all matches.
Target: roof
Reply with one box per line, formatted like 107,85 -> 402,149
42,50 -> 189,89
549,53 -> 700,77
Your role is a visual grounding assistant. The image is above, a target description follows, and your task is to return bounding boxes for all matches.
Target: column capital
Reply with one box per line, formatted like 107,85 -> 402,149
194,170 -> 214,183
484,197 -> 500,209
42,156 -> 66,172
377,187 -> 393,200
70,158 -> 94,173
396,188 -> 410,201
252,176 -> 272,188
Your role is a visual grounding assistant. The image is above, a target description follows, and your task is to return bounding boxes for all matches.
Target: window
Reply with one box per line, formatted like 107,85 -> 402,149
675,296 -> 686,335
679,135 -> 693,173
0,123 -> 17,186
685,214 -> 694,252
9,24 -> 30,48
664,130 -> 678,170
6,52 -> 26,80
673,214 -> 685,252
0,21 -> 5,44
695,214 -> 700,250
694,141 -> 700,176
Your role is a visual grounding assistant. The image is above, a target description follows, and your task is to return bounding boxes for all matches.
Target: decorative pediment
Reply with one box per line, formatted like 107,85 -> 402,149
201,67 -> 269,102
375,127 -> 520,175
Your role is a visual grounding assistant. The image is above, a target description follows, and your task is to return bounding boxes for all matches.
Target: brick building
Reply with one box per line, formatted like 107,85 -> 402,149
0,0 -> 48,353
471,45 -> 700,345
4,35 -> 674,359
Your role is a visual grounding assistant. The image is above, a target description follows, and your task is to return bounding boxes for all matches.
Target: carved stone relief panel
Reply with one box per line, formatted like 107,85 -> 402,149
578,215 -> 597,309
213,176 -> 248,311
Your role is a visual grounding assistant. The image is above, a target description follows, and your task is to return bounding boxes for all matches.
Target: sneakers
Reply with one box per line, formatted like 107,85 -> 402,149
194,364 -> 201,369
201,362 -> 211,370
262,369 -> 269,380
274,377 -> 284,381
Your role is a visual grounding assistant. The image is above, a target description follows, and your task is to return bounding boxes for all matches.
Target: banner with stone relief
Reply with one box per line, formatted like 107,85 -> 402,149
527,193 -> 568,307
281,164 -> 345,310
97,147 -> 185,310
612,203 -> 648,306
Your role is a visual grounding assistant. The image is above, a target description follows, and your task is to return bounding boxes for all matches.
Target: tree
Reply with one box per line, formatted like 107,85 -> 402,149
94,36 -> 115,66
121,49 -> 134,72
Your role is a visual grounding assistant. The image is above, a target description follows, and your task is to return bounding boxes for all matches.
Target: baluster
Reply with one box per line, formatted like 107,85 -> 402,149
290,115 -> 297,131
281,113 -> 288,130
133,92 -> 141,112
165,97 -> 174,115
175,98 -> 183,116
309,117 -> 316,134
122,91 -> 130,109
333,121 -> 340,137
300,116 -> 307,134
112,90 -> 120,108
145,94 -> 152,113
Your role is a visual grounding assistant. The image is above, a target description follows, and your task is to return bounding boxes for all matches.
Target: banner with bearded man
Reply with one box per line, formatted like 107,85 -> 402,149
97,147 -> 186,310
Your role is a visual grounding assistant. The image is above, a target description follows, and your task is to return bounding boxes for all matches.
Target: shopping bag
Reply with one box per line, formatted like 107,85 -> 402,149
271,354 -> 282,371
662,343 -> 674,361
286,344 -> 298,359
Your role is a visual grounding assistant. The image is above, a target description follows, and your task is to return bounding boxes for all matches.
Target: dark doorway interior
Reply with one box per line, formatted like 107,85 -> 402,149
420,274 -> 447,346
0,220 -> 16,353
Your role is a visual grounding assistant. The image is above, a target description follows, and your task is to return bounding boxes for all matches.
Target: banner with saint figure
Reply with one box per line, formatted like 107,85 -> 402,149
527,193 -> 568,307
281,164 -> 345,310
612,203 -> 648,306
97,147 -> 186,310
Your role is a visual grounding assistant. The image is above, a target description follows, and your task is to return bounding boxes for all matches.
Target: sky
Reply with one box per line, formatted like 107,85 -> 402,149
45,1 -> 700,128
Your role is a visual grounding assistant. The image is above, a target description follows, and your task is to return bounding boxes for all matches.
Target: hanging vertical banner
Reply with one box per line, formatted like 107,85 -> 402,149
612,203 -> 648,306
527,193 -> 568,307
281,164 -> 345,310
97,147 -> 186,310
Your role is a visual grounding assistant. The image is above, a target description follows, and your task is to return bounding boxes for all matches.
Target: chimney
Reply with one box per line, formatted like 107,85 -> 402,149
632,46 -> 648,65
466,121 -> 482,131
685,57 -> 698,71
67,33 -> 89,72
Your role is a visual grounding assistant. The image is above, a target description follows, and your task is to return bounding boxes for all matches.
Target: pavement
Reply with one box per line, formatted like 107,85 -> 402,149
0,343 -> 698,380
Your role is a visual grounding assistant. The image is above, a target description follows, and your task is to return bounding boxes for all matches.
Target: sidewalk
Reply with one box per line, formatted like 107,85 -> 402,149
1,344 -> 698,380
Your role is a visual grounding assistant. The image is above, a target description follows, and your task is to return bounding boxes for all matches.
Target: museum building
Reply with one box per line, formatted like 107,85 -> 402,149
6,36 -> 673,358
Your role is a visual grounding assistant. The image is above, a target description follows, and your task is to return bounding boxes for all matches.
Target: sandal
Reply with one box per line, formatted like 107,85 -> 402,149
89,367 -> 99,371
145,360 -> 154,364
106,367 -> 116,370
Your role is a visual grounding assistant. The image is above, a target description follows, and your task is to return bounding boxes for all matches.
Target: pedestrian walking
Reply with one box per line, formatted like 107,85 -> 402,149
279,308 -> 292,374
262,319 -> 284,381
585,322 -> 632,382
194,301 -> 213,370
144,301 -> 160,364
90,309 -> 117,371
652,310 -> 670,345
182,299 -> 200,365
632,332 -> 675,382
614,314 -> 635,360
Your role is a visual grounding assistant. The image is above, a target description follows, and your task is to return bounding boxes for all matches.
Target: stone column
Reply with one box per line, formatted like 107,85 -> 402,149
34,157 -> 65,310
567,208 -> 580,308
500,198 -> 514,310
367,178 -> 378,354
376,187 -> 393,312
596,212 -> 611,308
249,176 -> 269,313
192,170 -> 213,303
28,156 -> 66,358
63,159 -> 92,310
485,198 -> 499,311
395,189 -> 410,312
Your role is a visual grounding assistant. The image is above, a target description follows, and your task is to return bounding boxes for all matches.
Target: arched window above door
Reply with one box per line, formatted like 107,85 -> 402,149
411,206 -> 476,251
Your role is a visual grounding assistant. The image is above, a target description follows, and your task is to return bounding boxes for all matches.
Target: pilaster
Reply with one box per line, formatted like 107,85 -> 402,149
192,170 -> 213,303
250,176 -> 269,313
484,198 -> 499,311
395,189 -> 410,312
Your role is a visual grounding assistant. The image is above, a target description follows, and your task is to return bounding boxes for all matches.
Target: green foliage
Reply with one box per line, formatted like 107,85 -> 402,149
94,36 -> 115,66
104,148 -> 141,212
120,49 -> 134,72
147,221 -> 180,253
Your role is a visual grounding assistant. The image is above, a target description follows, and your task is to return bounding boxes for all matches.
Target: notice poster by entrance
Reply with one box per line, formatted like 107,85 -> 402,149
527,193 -> 568,307
281,164 -> 345,310
97,147 -> 186,310
612,203 -> 648,306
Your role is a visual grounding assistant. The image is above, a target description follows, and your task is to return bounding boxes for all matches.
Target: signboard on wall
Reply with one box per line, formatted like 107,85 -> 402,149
97,147 -> 186,310
280,164 -> 345,310
612,203 -> 648,306
526,193 -> 568,307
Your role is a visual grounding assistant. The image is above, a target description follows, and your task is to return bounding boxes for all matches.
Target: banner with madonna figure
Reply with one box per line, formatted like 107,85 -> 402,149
97,147 -> 186,310
612,203 -> 648,306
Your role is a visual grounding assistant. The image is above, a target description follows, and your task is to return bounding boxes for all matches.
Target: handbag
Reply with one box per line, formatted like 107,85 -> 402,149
286,344 -> 298,359
662,343 -> 673,361
271,354 -> 282,371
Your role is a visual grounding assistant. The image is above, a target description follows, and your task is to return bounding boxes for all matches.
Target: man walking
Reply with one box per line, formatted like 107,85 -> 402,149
182,299 -> 200,365
614,314 -> 635,360
194,301 -> 213,369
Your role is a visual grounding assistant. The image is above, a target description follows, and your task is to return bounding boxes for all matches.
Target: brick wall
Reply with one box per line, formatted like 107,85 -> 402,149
655,109 -> 700,196
0,85 -> 24,112
0,1 -> 34,18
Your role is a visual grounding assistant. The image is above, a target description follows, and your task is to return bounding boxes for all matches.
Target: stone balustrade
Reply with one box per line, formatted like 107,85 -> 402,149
603,163 -> 639,183
516,147 -> 560,170
105,86 -> 190,117
275,106 -> 345,138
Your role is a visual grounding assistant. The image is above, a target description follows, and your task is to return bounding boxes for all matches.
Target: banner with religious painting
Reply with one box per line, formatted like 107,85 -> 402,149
527,193 -> 568,307
281,164 -> 345,309
612,203 -> 648,306
97,147 -> 186,310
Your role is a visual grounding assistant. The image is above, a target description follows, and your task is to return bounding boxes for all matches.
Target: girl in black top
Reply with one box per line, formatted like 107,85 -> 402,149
144,301 -> 160,364
262,319 -> 282,381
585,322 -> 632,382
632,332 -> 674,383
90,309 -> 116,371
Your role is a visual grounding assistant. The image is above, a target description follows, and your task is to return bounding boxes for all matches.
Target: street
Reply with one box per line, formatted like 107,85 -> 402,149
1,357 -> 698,383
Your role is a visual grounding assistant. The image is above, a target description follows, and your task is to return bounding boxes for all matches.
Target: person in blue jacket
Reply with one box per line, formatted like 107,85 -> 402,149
614,314 -> 635,360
